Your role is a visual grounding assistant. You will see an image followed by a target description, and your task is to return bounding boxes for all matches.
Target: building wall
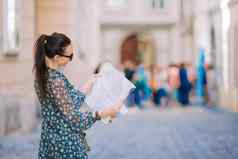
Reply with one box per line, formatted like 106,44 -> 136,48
201,0 -> 238,112
208,9 -> 223,108
101,26 -> 173,67
227,0 -> 238,111
181,0 -> 238,111
36,0 -> 183,76
100,0 -> 180,25
193,0 -> 212,62
100,0 -> 182,66
36,0 -> 101,86
0,0 -> 37,135
0,0 -> 2,54
180,0 -> 195,63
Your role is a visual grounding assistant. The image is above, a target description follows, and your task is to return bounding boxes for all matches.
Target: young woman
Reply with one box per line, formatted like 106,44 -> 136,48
33,32 -> 120,159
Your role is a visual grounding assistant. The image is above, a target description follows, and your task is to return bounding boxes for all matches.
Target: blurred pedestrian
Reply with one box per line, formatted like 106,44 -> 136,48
196,48 -> 207,105
177,63 -> 192,105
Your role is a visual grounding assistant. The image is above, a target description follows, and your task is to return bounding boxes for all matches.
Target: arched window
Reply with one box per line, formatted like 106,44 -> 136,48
2,0 -> 20,56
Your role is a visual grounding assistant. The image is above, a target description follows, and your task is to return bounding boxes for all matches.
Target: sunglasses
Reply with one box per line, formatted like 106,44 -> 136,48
58,54 -> 74,61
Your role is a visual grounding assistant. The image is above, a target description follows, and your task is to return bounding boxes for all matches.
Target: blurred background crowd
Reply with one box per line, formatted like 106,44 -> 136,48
121,48 -> 216,109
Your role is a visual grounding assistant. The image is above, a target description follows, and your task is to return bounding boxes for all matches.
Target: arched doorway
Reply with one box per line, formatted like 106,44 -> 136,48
121,34 -> 139,65
121,33 -> 156,66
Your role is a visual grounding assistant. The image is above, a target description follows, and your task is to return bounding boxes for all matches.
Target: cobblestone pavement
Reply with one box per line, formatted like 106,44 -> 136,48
0,106 -> 238,159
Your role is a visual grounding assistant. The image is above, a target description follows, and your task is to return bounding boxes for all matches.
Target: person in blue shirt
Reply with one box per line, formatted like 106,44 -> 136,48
177,63 -> 192,105
196,48 -> 207,104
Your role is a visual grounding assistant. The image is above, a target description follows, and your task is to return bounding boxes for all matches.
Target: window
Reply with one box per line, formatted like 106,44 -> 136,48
3,0 -> 20,56
106,0 -> 127,9
151,0 -> 165,9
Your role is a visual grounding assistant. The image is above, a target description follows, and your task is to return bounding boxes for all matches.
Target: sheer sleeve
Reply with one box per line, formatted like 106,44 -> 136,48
48,78 -> 96,131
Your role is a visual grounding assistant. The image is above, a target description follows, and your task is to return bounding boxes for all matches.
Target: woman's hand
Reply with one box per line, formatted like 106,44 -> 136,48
89,73 -> 101,84
98,101 -> 124,119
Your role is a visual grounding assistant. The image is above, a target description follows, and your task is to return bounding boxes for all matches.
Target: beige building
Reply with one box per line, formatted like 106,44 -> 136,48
0,0 -> 237,135
227,0 -> 238,111
0,0 -> 36,135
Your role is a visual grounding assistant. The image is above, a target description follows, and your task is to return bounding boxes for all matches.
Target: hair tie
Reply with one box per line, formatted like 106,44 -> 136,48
44,35 -> 50,44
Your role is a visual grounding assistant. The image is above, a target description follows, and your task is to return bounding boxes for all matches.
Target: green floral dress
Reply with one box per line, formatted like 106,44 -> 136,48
34,68 -> 96,159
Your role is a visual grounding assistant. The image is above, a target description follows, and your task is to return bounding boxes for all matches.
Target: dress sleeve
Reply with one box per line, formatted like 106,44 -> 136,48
48,78 -> 96,131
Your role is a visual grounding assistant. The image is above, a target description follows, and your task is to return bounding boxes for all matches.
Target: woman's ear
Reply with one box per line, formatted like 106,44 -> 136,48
54,55 -> 61,61
54,55 -> 59,59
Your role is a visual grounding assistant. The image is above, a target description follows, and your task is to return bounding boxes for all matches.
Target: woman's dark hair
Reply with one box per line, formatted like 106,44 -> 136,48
33,32 -> 71,96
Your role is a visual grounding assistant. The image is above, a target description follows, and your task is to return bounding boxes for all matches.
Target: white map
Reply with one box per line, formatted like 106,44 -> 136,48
86,62 -> 135,115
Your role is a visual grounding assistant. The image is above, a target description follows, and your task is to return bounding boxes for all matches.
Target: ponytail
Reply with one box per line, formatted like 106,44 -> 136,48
33,34 -> 49,96
33,32 -> 71,96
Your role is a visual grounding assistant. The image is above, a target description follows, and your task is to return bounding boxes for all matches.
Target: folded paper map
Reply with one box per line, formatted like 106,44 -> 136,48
86,62 -> 135,118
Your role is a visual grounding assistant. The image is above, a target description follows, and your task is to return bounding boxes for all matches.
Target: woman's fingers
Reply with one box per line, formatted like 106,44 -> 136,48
93,73 -> 101,78
92,73 -> 101,80
111,105 -> 123,118
89,73 -> 101,84
99,105 -> 121,119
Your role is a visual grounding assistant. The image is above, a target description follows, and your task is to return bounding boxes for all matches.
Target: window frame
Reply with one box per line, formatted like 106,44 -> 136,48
2,0 -> 20,58
151,0 -> 166,10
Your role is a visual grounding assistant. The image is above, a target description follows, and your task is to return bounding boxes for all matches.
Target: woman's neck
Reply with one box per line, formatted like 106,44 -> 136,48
45,57 -> 59,70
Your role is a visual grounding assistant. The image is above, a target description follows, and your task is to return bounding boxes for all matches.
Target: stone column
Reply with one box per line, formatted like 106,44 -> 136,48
193,3 -> 211,63
0,0 -> 2,55
76,0 -> 101,71
228,0 -> 238,111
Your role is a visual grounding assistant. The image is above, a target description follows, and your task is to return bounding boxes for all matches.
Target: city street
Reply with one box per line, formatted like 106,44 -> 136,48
0,106 -> 238,159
